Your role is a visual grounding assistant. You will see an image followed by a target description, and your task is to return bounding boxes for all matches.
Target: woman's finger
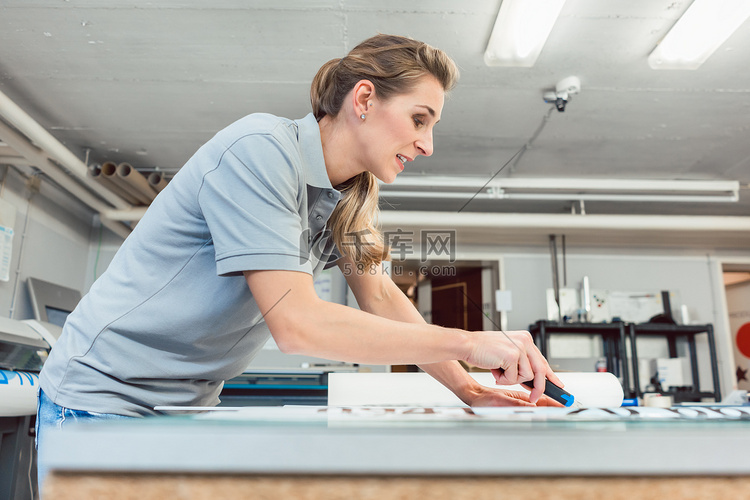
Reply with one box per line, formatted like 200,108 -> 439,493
516,351 -> 535,385
528,365 -> 547,404
495,350 -> 518,384
546,365 -> 564,388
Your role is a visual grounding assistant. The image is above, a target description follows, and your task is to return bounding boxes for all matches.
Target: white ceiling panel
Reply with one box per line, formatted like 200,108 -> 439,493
0,0 -> 747,219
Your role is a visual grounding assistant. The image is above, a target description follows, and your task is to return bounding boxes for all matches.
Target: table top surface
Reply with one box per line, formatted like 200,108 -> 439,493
42,405 -> 750,477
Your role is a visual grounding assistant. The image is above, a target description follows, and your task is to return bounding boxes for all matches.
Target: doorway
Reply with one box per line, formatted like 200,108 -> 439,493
389,259 -> 502,372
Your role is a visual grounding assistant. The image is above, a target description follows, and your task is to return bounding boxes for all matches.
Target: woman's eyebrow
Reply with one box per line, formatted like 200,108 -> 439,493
415,105 -> 436,117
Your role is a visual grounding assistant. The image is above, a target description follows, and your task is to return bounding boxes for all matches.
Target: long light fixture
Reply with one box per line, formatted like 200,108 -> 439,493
379,177 -> 740,204
649,0 -> 750,70
484,0 -> 567,67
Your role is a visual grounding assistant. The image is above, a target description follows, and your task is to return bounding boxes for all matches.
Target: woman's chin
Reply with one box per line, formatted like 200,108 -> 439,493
382,170 -> 401,184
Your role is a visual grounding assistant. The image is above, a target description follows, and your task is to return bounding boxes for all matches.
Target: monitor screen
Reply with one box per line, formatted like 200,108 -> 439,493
27,277 -> 82,325
45,306 -> 72,328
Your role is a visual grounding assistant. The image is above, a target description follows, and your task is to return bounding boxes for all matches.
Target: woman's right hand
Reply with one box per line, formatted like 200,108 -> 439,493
464,330 -> 562,403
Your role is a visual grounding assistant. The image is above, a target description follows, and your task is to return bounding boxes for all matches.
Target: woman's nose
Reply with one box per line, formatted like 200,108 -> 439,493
416,131 -> 434,157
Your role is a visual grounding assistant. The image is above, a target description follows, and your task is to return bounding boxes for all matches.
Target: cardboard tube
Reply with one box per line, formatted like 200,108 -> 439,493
148,172 -> 169,192
116,162 -> 158,203
101,161 -> 150,205
88,164 -> 142,205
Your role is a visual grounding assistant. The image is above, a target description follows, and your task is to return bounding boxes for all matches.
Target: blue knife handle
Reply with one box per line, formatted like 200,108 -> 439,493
523,378 -> 575,407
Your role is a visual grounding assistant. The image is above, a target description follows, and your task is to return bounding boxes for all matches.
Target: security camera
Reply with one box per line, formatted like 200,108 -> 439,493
556,76 -> 581,95
544,94 -> 568,112
543,76 -> 581,112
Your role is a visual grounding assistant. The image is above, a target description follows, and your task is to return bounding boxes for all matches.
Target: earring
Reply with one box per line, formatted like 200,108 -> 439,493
360,114 -> 366,120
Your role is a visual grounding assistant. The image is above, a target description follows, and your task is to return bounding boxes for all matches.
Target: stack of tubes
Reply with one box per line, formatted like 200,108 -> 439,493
87,162 -> 168,206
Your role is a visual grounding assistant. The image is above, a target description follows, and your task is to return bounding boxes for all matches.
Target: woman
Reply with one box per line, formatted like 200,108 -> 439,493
37,33 -> 562,477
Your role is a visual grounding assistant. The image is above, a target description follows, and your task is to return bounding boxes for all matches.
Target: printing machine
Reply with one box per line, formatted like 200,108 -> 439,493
0,316 -> 60,500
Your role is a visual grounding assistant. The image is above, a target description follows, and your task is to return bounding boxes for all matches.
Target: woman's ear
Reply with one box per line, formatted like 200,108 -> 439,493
352,80 -> 375,119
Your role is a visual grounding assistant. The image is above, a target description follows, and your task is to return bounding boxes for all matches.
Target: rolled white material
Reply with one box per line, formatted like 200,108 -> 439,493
328,372 -> 466,407
643,392 -> 673,408
328,371 -> 624,408
489,371 -> 623,407
0,370 -> 39,416
553,372 -> 624,408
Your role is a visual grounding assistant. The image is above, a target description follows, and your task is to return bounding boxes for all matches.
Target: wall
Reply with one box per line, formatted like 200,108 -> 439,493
0,166 -> 111,323
500,248 -> 719,331
82,216 -> 125,293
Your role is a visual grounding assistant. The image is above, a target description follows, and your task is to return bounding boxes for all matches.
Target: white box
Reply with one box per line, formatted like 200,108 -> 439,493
656,357 -> 690,389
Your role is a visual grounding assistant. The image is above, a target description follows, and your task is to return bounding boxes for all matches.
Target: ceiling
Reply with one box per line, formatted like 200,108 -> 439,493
1,0 -> 749,223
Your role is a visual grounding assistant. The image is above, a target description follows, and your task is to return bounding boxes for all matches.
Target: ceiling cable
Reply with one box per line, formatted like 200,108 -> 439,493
457,105 -> 556,213
509,104 -> 556,175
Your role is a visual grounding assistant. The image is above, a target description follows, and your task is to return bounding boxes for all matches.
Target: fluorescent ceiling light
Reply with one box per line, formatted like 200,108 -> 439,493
484,0 -> 567,67
649,0 -> 750,70
379,177 -> 740,204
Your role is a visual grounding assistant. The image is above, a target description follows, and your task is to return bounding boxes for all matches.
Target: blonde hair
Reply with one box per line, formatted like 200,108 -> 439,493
310,34 -> 459,268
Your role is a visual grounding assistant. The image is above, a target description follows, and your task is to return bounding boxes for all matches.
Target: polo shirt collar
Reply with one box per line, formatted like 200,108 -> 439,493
296,113 -> 338,193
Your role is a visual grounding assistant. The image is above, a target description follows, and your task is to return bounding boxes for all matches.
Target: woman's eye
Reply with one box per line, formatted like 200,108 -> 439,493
413,116 -> 424,127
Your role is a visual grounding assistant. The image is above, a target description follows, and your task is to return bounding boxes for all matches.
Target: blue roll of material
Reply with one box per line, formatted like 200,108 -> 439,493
0,369 -> 39,416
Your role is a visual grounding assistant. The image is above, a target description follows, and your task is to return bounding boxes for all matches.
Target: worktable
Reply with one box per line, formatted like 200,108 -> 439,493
41,406 -> 750,499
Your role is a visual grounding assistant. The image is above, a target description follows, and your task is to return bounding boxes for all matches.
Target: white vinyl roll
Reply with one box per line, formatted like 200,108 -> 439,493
0,370 -> 40,416
328,371 -> 624,408
553,372 -> 624,408
493,372 -> 624,407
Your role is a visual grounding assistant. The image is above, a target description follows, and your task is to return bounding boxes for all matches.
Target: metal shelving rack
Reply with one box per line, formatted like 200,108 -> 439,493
529,320 -> 721,402
628,322 -> 721,402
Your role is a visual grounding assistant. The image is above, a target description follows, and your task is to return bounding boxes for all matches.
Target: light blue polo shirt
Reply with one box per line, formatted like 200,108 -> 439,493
39,113 -> 342,416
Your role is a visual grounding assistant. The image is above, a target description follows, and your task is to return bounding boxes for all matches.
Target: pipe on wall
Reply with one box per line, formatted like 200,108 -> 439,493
97,207 -> 750,248
0,119 -> 132,239
0,156 -> 33,167
377,211 -> 750,248
378,211 -> 750,232
102,207 -> 148,221
0,88 -> 129,210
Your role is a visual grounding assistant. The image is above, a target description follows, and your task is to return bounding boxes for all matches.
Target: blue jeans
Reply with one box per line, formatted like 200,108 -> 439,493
36,389 -> 135,494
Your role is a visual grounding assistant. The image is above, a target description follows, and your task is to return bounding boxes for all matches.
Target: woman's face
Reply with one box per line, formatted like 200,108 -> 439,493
359,76 -> 445,184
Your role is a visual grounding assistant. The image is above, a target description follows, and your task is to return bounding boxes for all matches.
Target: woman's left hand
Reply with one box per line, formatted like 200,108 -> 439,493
468,386 -> 564,407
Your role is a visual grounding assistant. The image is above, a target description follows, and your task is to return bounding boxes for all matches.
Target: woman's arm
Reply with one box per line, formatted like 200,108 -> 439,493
340,260 -> 559,405
244,263 -> 559,402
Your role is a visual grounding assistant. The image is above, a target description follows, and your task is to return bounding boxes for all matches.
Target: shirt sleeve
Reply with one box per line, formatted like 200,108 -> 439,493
198,132 -> 313,277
